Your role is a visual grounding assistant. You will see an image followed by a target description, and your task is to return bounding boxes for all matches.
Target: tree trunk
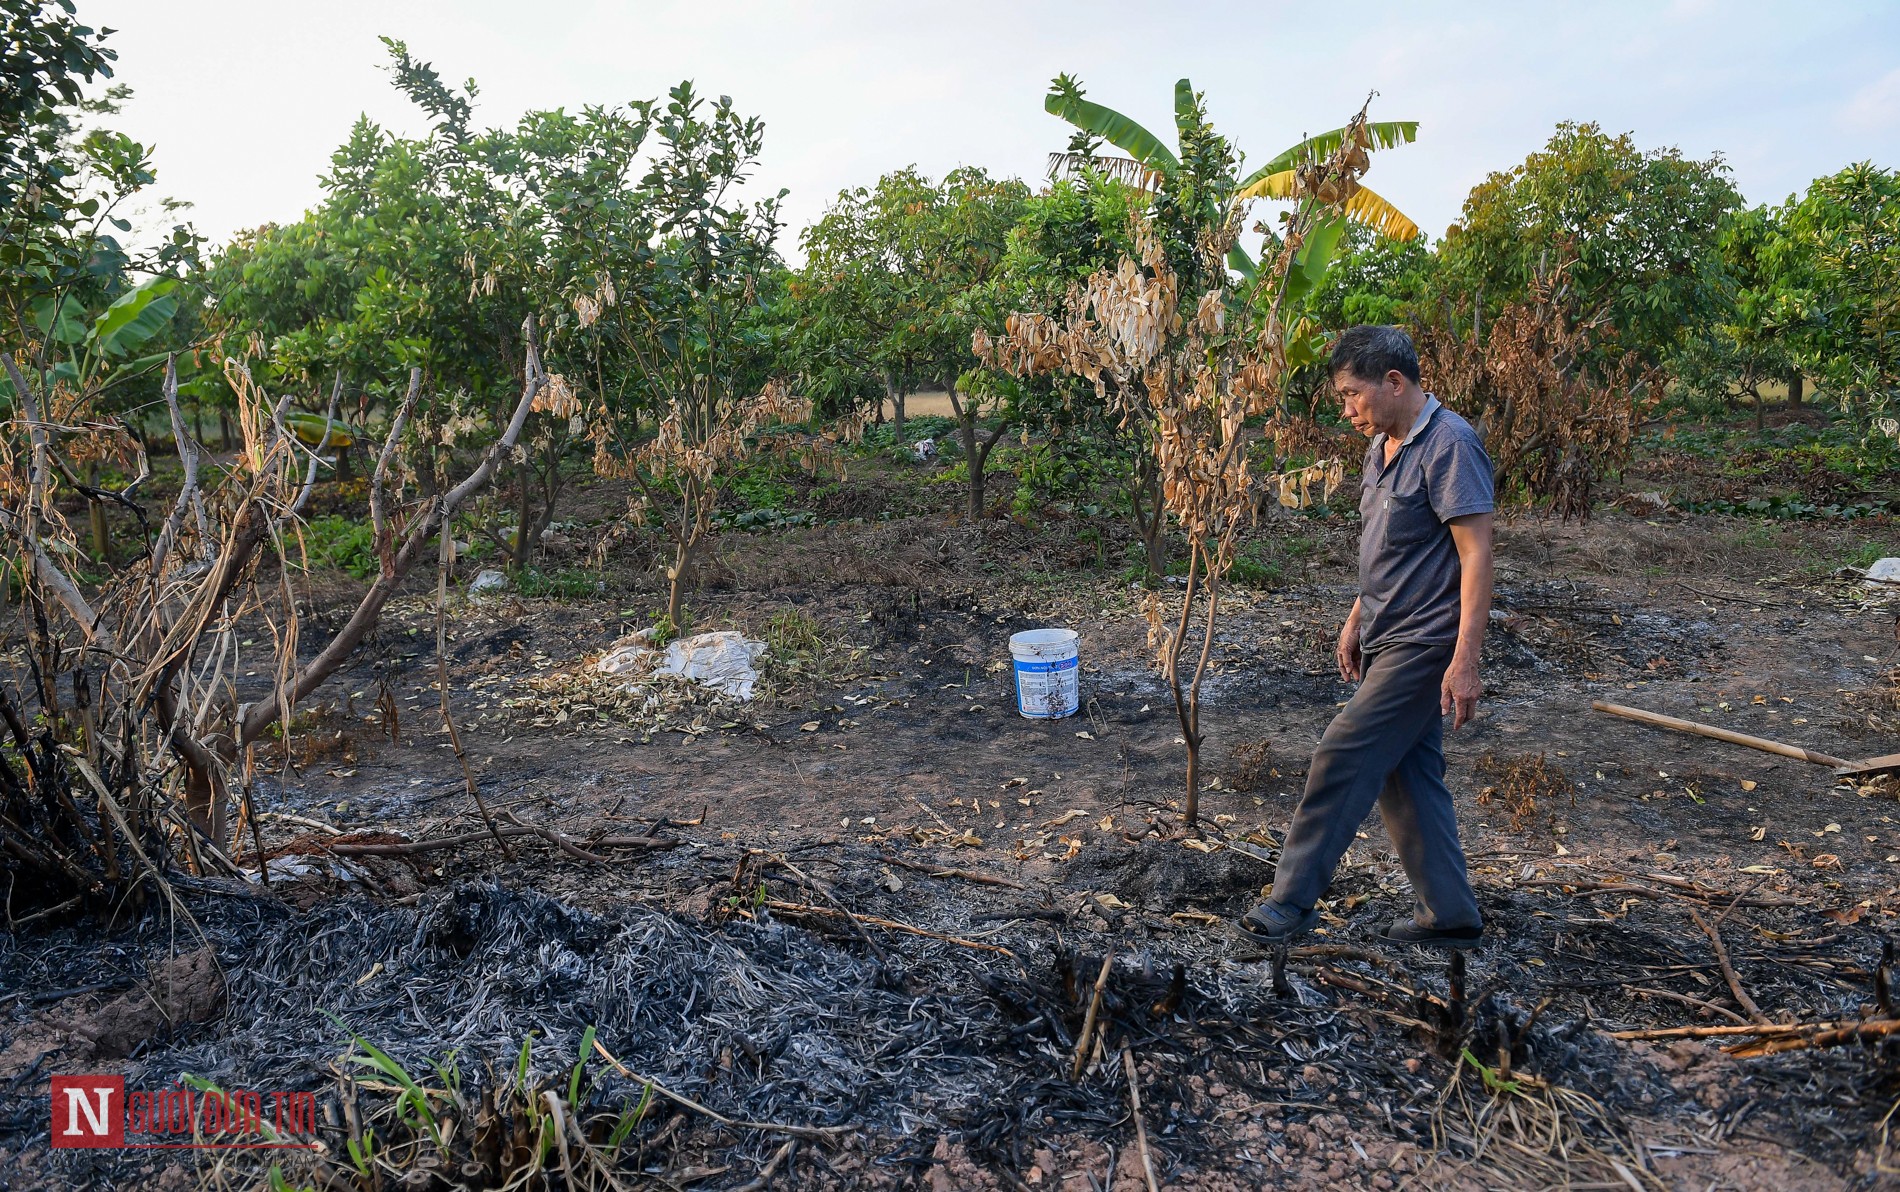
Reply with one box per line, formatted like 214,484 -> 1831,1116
954,392 -> 983,519
1128,456 -> 1165,583
885,376 -> 906,445
666,535 -> 696,626
512,457 -> 533,572
1183,727 -> 1201,827
85,463 -> 108,565
218,409 -> 233,450
1787,371 -> 1804,408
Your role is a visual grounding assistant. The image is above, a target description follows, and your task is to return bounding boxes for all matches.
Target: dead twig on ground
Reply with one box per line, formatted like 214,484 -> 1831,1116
590,1039 -> 851,1140
1690,907 -> 1768,1024
1624,987 -> 1751,1025
1073,951 -> 1114,1082
1725,1017 -> 1900,1057
1121,1044 -> 1160,1192
1611,1018 -> 1864,1041
731,1139 -> 797,1192
759,852 -> 895,969
1520,875 -> 1802,909
319,827 -> 675,857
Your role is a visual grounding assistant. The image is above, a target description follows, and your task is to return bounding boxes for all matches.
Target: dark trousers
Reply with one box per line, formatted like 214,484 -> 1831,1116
1270,642 -> 1481,930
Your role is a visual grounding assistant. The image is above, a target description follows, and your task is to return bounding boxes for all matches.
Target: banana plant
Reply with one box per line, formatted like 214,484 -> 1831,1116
1043,74 -> 1422,260
1045,75 -> 1417,366
9,274 -> 180,399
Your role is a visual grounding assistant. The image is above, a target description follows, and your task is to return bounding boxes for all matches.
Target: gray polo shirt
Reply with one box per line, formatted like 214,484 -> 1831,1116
1357,394 -> 1495,652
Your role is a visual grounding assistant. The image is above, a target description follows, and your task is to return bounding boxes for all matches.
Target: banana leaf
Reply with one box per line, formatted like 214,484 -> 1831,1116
1044,89 -> 1179,174
30,296 -> 89,345
1237,122 -> 1419,189
1236,173 -> 1421,241
283,412 -> 356,449
92,277 -> 179,356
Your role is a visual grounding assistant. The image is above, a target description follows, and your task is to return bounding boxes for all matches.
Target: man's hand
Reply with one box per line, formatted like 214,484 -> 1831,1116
1336,606 -> 1363,681
1441,656 -> 1481,729
1444,513 -> 1493,731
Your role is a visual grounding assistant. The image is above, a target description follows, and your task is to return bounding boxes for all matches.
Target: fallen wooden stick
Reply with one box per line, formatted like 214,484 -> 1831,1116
762,853 -> 895,969
1624,986 -> 1750,1025
1121,1044 -> 1161,1192
761,900 -> 1017,959
1611,1019 -> 1853,1041
1690,907 -> 1768,1024
1519,875 -> 1803,909
1726,1017 -> 1900,1057
1590,700 -> 1848,769
1838,751 -> 1900,778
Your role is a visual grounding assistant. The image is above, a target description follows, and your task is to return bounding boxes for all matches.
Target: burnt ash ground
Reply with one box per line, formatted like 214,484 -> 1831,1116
2,452 -> 1899,1190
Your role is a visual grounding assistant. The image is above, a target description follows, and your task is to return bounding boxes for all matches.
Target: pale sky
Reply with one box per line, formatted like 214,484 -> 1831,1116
87,0 -> 1900,261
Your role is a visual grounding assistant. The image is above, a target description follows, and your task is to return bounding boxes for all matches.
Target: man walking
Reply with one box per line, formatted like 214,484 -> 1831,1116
1238,325 -> 1494,949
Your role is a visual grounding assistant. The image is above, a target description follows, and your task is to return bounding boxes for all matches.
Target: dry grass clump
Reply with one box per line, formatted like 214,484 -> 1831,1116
1838,665 -> 1900,739
1225,738 -> 1276,792
1474,752 -> 1576,832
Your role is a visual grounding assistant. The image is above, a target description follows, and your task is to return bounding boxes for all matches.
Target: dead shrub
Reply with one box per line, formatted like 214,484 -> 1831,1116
1474,751 -> 1576,832
1418,254 -> 1661,519
1839,666 -> 1900,739
1225,738 -> 1276,792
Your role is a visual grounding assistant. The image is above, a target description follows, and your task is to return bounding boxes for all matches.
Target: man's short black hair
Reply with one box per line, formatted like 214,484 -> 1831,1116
1330,324 -> 1421,386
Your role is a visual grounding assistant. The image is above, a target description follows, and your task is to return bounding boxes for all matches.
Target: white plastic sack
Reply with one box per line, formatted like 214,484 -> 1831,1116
594,629 -> 767,701
659,631 -> 767,700
1865,557 -> 1900,585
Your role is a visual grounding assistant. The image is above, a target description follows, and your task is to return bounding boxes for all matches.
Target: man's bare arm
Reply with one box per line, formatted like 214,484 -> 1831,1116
1442,512 -> 1494,729
1336,596 -> 1364,681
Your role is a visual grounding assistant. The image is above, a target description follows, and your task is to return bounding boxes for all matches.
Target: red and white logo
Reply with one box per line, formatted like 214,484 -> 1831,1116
51,1075 -> 125,1148
49,1075 -> 318,1150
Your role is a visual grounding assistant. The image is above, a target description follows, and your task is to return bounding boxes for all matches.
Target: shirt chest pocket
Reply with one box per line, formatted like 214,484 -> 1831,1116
1381,486 -> 1439,548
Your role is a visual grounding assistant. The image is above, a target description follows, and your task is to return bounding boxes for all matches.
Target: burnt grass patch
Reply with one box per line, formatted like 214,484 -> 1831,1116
2,495 -> 1899,1188
3,836 -> 1896,1190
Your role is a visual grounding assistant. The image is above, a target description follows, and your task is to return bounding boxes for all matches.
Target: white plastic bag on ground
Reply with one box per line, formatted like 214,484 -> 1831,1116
658,631 -> 767,700
594,629 -> 766,701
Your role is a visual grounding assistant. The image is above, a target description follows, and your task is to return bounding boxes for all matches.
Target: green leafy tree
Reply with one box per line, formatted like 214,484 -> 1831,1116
208,39 -> 656,568
1777,163 -> 1900,423
1437,121 -> 1741,369
1671,204 -> 1807,426
0,0 -> 115,210
573,83 -> 791,625
788,167 -> 944,440
787,167 -> 1026,516
1,6 -> 200,564
984,175 -> 1175,574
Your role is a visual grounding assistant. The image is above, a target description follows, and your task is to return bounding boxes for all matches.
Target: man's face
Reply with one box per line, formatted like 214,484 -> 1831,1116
1334,368 -> 1407,439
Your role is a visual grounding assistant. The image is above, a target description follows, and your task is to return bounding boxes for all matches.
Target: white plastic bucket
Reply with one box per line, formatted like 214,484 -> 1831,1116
1010,628 -> 1080,719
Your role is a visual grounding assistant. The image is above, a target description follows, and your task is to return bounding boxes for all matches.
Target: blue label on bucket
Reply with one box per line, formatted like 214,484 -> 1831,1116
1013,656 -> 1079,674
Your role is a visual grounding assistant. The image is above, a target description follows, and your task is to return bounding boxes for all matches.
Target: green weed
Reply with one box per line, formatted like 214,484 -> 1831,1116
305,1017 -> 654,1191
516,567 -> 602,600
300,515 -> 378,579
649,606 -> 695,647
